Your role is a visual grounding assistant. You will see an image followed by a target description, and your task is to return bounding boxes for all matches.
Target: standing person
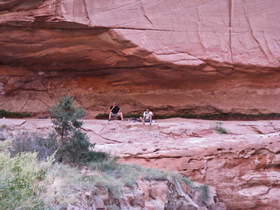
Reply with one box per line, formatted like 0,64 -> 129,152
140,109 -> 153,125
109,102 -> 124,121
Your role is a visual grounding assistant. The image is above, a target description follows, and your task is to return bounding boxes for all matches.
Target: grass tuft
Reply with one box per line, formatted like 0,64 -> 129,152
214,122 -> 228,134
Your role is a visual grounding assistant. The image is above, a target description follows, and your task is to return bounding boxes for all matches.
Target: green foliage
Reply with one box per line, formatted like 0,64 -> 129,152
214,122 -> 228,134
182,177 -> 195,188
0,152 -> 49,210
41,158 -> 180,208
142,167 -> 174,181
8,96 -> 107,164
80,150 -> 110,163
50,96 -> 85,141
0,140 -> 10,153
41,163 -> 90,209
10,132 -> 58,160
0,139 -> 201,209
199,184 -> 210,203
50,96 -> 95,163
88,158 -> 177,189
182,177 -> 210,204
88,158 -> 141,189
0,109 -> 32,118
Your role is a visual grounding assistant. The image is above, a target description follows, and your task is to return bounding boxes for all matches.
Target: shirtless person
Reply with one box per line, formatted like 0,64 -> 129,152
109,102 -> 124,121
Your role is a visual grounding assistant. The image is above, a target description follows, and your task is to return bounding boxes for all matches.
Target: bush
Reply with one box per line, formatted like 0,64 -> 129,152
199,184 -> 210,203
50,96 -> 95,163
8,96 -> 108,164
214,122 -> 228,134
0,152 -> 49,210
182,177 -> 210,204
0,109 -> 32,118
1,139 -> 208,209
10,132 -> 58,160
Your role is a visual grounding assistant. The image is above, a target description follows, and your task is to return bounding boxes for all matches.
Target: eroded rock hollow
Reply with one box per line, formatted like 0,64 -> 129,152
0,0 -> 280,116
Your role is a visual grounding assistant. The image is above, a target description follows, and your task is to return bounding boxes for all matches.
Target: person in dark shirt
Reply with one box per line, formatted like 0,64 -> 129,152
109,102 -> 124,121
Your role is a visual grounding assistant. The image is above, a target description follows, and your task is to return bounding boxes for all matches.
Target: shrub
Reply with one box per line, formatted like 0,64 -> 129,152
9,132 -> 58,160
8,96 -> 108,164
1,138 -> 205,209
182,177 -> 195,188
0,152 -> 49,210
0,140 -> 10,153
199,184 -> 210,203
50,96 -> 95,163
182,177 -> 210,205
0,109 -> 32,118
214,122 -> 228,134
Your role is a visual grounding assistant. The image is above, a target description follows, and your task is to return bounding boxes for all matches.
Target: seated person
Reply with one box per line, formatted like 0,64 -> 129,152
109,102 -> 124,121
140,109 -> 153,125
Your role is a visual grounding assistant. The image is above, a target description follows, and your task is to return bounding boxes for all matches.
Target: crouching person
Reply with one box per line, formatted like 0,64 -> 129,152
140,109 -> 153,125
109,102 -> 124,121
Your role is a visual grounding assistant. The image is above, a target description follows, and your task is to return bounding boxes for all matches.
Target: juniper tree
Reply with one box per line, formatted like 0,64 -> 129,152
50,96 -> 94,163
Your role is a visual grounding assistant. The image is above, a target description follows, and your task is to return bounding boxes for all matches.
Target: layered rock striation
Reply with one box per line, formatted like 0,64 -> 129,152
92,119 -> 280,210
1,119 -> 228,210
0,0 -> 280,116
2,118 -> 280,209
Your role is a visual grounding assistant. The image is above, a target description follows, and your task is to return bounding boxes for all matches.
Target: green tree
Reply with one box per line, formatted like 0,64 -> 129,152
50,96 -> 94,163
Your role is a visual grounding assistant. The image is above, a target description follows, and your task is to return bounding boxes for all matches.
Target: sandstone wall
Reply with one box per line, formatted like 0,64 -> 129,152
0,0 -> 280,116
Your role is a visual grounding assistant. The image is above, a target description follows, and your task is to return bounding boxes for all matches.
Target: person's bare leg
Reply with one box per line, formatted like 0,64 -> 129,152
119,112 -> 124,120
140,117 -> 145,125
109,112 -> 112,121
149,116 -> 152,125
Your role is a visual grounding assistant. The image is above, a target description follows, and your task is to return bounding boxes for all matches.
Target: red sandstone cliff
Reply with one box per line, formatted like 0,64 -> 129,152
0,0 -> 280,116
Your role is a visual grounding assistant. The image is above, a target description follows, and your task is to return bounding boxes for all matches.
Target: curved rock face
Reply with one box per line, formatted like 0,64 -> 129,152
0,0 -> 280,116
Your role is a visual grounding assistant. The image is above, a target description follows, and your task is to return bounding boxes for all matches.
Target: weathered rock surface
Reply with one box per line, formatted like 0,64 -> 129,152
1,118 -> 279,209
0,0 -> 280,116
0,119 -> 228,210
63,179 -> 226,210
